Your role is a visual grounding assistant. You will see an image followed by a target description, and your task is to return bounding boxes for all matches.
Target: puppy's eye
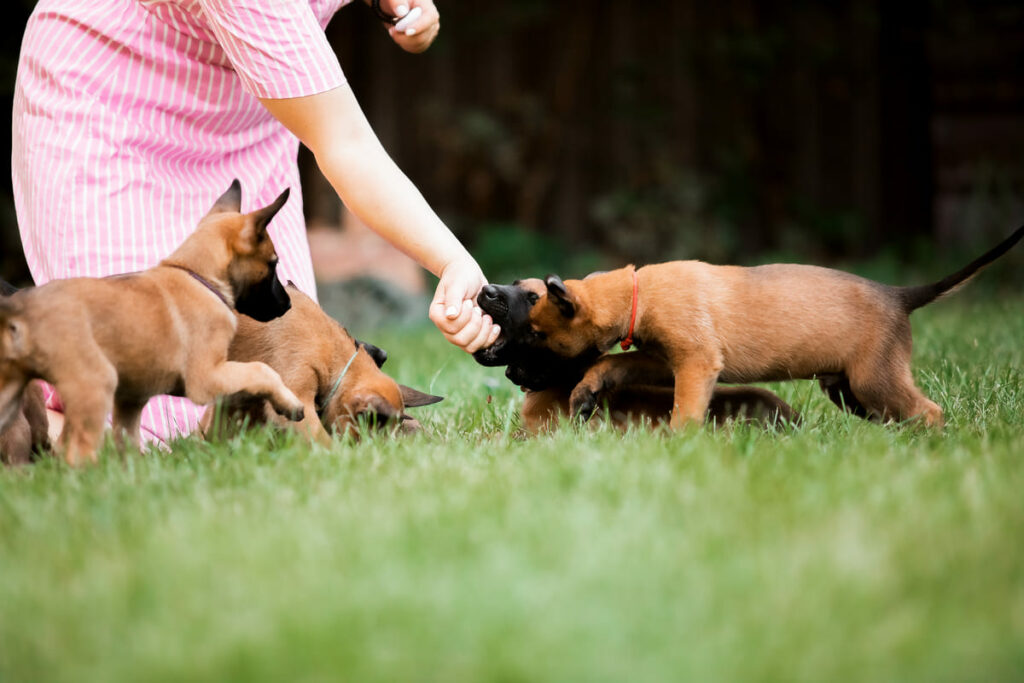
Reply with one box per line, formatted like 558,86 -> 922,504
527,293 -> 539,305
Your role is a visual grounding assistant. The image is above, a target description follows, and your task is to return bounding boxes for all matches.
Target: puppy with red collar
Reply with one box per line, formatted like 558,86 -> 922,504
475,278 -> 798,432
521,227 -> 1023,429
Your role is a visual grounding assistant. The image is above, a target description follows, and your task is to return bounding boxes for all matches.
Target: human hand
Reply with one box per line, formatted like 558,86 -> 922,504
429,257 -> 501,354
382,0 -> 440,53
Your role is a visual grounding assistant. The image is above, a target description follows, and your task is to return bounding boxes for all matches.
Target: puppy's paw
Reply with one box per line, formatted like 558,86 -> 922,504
272,389 -> 305,422
569,385 -> 599,422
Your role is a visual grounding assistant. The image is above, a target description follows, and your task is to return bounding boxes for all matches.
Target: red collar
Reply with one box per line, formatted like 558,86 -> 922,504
620,268 -> 638,351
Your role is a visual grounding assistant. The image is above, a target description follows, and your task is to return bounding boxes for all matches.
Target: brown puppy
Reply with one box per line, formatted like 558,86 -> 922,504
202,285 -> 442,443
475,278 -> 799,433
524,226 -> 1024,428
0,180 -> 304,465
0,380 -> 50,465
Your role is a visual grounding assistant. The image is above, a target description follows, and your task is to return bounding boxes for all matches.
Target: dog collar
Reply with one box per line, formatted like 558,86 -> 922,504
316,349 -> 360,417
165,265 -> 233,311
620,268 -> 639,351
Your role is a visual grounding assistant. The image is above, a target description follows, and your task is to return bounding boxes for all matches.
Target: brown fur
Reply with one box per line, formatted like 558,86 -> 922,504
0,380 -> 50,465
0,180 -> 304,465
526,226 -> 1023,428
201,286 -> 442,443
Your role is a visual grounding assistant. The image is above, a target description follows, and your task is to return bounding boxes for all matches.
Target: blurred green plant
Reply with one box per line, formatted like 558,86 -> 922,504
472,222 -> 606,283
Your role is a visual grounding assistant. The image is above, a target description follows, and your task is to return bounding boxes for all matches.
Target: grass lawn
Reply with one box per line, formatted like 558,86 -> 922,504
1,295 -> 1022,682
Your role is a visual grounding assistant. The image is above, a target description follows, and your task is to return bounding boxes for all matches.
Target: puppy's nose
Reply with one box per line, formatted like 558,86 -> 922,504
478,285 -> 499,304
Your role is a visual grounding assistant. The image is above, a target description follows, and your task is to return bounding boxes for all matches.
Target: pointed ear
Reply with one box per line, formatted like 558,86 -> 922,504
400,385 -> 444,408
545,274 -> 576,318
249,188 -> 290,238
356,339 -> 388,368
208,179 -> 242,215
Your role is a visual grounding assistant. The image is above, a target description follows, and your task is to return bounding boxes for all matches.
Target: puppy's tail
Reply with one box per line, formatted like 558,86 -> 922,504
899,224 -> 1024,312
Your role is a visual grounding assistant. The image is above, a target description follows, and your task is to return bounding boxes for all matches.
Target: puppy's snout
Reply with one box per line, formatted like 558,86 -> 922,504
478,285 -> 500,305
477,285 -> 507,318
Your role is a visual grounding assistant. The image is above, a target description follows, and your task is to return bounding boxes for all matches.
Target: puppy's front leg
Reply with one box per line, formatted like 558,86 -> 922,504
669,352 -> 723,429
569,352 -> 671,419
188,361 -> 305,422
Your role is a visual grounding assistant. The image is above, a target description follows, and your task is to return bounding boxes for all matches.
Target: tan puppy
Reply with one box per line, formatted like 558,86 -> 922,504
0,180 -> 304,465
524,226 -> 1023,428
475,278 -> 799,433
0,380 -> 50,465
202,286 -> 442,443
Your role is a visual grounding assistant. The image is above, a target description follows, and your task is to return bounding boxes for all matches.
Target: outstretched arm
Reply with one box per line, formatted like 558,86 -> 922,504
260,84 -> 499,353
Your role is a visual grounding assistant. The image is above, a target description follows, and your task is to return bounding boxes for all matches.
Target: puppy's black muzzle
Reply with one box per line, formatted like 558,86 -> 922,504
235,263 -> 291,322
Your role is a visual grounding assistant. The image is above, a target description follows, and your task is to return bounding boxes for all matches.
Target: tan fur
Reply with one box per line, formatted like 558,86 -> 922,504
0,182 -> 304,465
201,286 -> 441,442
527,262 -> 947,429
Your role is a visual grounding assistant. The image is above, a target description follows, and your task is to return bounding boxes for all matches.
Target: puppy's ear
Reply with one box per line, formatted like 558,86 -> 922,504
399,385 -> 444,408
208,179 -> 242,215
249,188 -> 290,239
545,275 -> 576,318
356,339 -> 388,368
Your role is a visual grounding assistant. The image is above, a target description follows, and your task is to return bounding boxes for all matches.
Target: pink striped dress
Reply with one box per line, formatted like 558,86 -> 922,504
12,0 -> 354,444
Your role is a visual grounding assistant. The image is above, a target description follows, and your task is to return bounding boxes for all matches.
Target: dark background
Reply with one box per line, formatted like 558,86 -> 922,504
3,0 -> 1023,287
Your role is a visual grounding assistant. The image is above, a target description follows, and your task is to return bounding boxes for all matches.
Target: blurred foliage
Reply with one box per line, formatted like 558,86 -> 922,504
471,223 -> 606,284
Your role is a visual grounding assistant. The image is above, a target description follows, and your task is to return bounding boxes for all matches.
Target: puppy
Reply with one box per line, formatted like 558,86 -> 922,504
521,226 -> 1024,428
475,279 -> 798,432
202,286 -> 443,443
0,180 -> 304,465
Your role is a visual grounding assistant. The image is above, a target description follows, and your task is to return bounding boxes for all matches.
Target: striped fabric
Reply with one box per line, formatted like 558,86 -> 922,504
12,0 -> 353,444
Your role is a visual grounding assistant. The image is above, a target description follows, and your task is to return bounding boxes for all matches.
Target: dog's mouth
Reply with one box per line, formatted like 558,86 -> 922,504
472,333 -> 509,366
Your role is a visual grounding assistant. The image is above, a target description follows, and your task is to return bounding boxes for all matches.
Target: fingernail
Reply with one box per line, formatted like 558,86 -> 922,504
474,306 -> 482,316
396,5 -> 409,17
445,305 -> 459,318
405,27 -> 417,36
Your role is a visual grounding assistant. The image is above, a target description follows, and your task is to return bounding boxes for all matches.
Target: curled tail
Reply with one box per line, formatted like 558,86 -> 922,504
899,225 -> 1024,312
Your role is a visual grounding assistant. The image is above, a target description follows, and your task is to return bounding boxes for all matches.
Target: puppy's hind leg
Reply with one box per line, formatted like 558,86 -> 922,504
54,366 -> 117,466
112,399 -> 146,451
847,361 -> 944,427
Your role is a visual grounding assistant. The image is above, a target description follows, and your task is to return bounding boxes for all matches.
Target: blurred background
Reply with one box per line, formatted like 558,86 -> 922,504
2,1 -> 1022,324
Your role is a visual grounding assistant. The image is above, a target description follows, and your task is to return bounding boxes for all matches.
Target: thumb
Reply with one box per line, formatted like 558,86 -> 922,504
432,278 -> 466,320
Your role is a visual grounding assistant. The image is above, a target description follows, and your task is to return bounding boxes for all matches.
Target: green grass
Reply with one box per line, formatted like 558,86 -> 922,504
1,296 -> 1023,682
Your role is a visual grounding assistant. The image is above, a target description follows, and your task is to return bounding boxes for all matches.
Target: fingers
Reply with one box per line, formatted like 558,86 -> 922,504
428,300 -> 501,353
449,306 -> 496,354
429,298 -> 473,335
387,0 -> 440,52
